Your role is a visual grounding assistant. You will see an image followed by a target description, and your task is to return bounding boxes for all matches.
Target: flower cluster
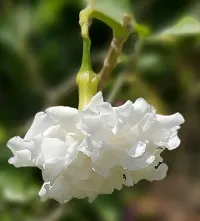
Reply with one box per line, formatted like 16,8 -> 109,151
7,92 -> 184,203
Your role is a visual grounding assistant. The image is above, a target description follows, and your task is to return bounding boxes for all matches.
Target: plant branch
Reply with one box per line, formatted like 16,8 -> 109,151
98,36 -> 126,81
98,14 -> 133,88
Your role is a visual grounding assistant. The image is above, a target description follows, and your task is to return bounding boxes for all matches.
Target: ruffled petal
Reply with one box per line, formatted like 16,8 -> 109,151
39,176 -> 72,204
7,136 -> 35,167
46,106 -> 80,124
41,137 -> 67,162
84,91 -> 104,112
156,113 -> 185,128
24,112 -> 54,141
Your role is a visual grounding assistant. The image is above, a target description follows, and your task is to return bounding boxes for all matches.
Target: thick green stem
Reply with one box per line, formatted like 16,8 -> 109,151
76,35 -> 98,110
77,71 -> 98,110
80,38 -> 92,72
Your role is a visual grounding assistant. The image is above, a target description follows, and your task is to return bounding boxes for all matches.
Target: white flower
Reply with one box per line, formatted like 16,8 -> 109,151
7,92 -> 184,203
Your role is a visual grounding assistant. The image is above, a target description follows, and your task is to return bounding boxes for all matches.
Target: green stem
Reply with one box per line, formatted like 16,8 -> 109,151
76,34 -> 98,110
80,37 -> 92,72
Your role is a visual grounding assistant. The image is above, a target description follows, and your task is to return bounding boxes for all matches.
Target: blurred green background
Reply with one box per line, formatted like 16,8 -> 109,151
0,0 -> 200,220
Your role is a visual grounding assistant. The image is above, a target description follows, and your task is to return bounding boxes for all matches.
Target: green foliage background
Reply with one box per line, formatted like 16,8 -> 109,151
0,0 -> 200,220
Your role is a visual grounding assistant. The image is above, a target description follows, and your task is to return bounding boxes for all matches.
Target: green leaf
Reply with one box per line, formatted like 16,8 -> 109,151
148,16 -> 200,42
0,167 -> 39,203
161,16 -> 200,36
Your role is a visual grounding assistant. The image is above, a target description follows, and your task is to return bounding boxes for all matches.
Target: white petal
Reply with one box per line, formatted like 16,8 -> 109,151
114,98 -> 150,127
73,170 -> 103,192
46,106 -> 80,123
81,114 -> 105,134
84,92 -> 104,112
39,183 -> 47,196
43,125 -> 66,141
24,112 -> 54,140
7,136 -> 35,167
167,132 -> 181,150
63,153 -> 91,181
123,171 -> 134,187
78,138 -> 93,157
114,101 -> 133,124
120,150 -> 155,171
97,168 -> 124,194
41,138 -> 67,162
153,163 -> 168,180
7,136 -> 31,152
115,100 -> 133,114
8,149 -> 34,167
156,113 -> 185,128
128,141 -> 147,157
42,157 -> 68,184
133,98 -> 149,113
40,176 -> 72,204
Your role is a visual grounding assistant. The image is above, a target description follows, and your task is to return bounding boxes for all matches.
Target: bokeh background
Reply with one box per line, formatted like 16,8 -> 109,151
0,0 -> 200,220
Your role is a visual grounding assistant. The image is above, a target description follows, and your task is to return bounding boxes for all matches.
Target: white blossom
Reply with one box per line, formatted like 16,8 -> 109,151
7,92 -> 184,203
